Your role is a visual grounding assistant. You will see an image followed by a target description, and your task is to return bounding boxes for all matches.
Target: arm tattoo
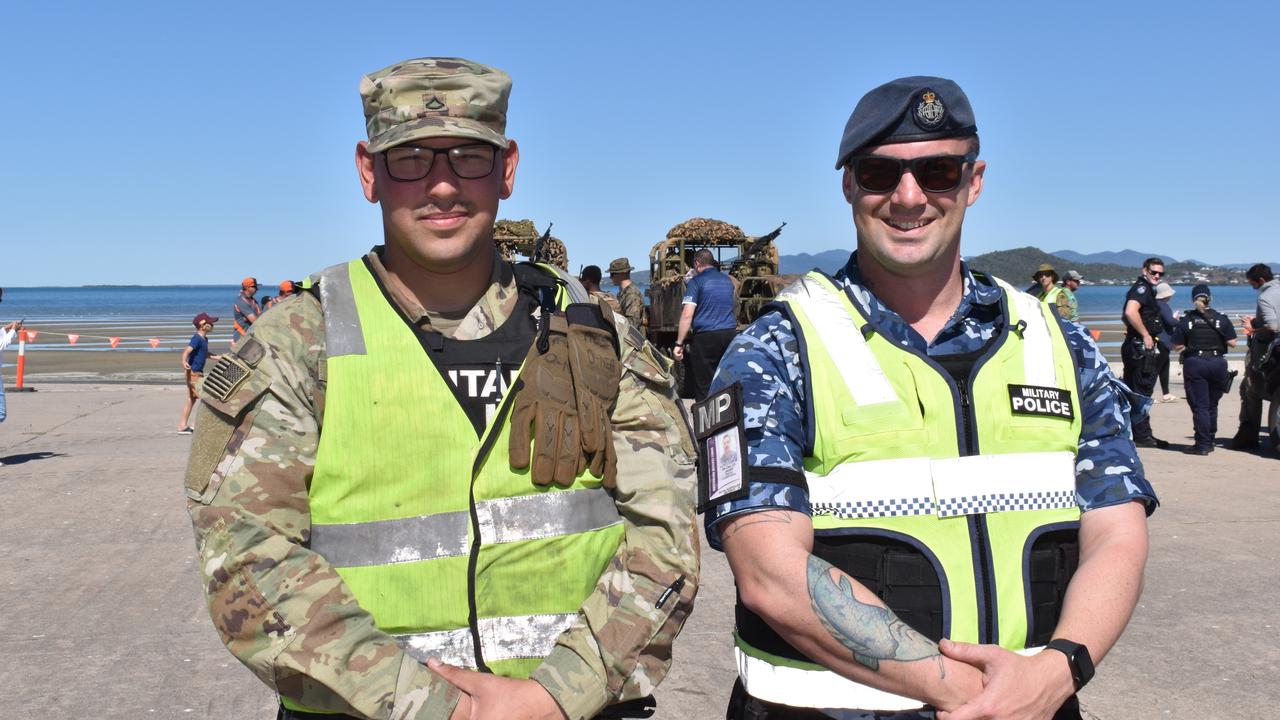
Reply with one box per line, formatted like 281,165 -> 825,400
806,554 -> 943,676
719,509 -> 793,542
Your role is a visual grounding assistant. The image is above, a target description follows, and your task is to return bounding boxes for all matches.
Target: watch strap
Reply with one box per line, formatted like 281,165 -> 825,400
1045,638 -> 1095,690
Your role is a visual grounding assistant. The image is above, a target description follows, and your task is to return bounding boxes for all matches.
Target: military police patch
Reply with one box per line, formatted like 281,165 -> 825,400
1008,384 -> 1075,420
914,89 -> 946,131
692,383 -> 749,513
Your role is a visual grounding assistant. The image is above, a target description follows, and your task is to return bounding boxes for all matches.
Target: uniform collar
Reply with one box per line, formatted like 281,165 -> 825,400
836,250 -> 1003,309
365,246 -> 519,338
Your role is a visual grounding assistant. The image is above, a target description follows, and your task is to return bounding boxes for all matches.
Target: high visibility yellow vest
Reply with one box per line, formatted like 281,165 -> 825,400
735,271 -> 1082,712
285,258 -> 623,713
1041,284 -> 1064,306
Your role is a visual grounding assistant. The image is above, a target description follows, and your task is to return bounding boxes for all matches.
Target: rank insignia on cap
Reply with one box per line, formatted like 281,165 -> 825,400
914,89 -> 946,130
423,94 -> 447,112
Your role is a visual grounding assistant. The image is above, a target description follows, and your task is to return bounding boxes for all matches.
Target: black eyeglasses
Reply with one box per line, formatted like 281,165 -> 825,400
383,143 -> 498,181
848,152 -> 978,193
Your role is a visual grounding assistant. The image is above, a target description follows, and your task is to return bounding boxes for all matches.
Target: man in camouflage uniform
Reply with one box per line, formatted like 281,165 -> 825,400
608,258 -> 644,329
579,264 -> 622,316
184,57 -> 697,720
705,77 -> 1156,719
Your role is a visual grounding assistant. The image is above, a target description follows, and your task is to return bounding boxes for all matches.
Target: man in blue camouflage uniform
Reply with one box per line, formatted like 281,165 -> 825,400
706,76 -> 1157,720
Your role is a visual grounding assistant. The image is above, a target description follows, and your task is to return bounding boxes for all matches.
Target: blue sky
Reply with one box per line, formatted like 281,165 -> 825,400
3,1 -> 1277,286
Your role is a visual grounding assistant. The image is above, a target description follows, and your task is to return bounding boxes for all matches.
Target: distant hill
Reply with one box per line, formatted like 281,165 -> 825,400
779,250 -> 850,275
1051,249 -> 1170,267
968,247 -> 1246,285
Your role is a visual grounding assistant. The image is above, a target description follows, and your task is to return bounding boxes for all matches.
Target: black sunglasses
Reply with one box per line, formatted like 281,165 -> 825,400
849,152 -> 978,194
1147,269 -> 1165,277
383,143 -> 497,181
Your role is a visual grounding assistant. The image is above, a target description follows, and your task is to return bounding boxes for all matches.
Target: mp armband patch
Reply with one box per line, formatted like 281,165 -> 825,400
692,383 -> 749,513
1008,384 -> 1074,420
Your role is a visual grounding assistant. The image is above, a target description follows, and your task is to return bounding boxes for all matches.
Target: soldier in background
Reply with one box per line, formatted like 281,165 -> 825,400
608,257 -> 644,328
184,57 -> 697,720
579,264 -> 622,315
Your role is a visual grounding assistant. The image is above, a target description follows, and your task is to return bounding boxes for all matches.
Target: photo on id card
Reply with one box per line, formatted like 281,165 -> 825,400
693,383 -> 748,513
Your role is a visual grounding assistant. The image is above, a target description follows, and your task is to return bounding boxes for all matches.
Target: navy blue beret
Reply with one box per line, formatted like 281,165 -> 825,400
835,76 -> 978,169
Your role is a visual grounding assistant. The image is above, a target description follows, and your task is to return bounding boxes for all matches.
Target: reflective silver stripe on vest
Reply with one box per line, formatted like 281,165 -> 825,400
394,612 -> 577,668
397,627 -> 476,667
808,451 -> 1077,518
311,490 -> 619,568
736,645 -> 1045,711
1002,280 -> 1058,388
317,261 -> 366,358
311,510 -> 471,567
480,612 -> 578,661
477,488 -> 620,545
777,277 -> 898,406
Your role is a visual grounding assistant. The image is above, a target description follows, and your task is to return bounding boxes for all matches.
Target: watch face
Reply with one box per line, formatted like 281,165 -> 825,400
1049,639 -> 1095,688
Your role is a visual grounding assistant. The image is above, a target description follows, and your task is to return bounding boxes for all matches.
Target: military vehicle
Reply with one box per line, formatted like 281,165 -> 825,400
493,218 -> 569,271
645,218 -> 791,394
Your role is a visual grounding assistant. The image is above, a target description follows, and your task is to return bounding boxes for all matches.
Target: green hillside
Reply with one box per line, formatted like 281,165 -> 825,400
965,247 -> 1245,285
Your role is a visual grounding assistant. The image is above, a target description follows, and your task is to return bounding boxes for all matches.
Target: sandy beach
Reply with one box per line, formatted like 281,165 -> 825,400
1,370 -> 1276,718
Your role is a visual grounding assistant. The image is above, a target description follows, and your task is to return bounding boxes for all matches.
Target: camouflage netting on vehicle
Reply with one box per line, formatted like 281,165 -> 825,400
493,218 -> 568,271
666,218 -> 745,243
494,218 -> 539,240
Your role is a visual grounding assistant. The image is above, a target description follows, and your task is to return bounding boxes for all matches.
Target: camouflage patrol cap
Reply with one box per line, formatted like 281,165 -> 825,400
836,76 -> 977,169
608,257 -> 634,274
360,57 -> 511,153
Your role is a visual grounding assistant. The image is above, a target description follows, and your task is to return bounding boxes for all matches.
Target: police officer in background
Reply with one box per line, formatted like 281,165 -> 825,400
185,57 -> 697,720
1171,285 -> 1237,455
1121,257 -> 1170,447
706,76 -> 1156,720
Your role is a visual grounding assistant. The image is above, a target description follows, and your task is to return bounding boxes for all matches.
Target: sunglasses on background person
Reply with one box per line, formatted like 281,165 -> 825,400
849,152 -> 978,194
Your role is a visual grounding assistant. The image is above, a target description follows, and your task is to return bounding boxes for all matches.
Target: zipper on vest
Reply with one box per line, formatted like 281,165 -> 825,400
956,376 -> 996,643
464,378 -> 522,673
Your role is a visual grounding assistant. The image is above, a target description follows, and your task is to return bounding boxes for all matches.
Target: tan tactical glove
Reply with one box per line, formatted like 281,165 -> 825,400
509,315 -> 584,487
509,309 -> 621,488
566,315 -> 621,488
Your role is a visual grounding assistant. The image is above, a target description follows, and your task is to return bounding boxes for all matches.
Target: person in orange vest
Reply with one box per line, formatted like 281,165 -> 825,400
232,276 -> 261,344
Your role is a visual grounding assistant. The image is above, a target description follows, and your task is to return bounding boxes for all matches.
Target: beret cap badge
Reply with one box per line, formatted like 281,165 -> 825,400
913,89 -> 946,130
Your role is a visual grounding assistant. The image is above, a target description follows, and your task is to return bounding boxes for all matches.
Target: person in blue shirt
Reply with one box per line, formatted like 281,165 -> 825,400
705,76 -> 1156,720
1171,285 -> 1237,454
673,249 -> 737,399
179,312 -> 220,433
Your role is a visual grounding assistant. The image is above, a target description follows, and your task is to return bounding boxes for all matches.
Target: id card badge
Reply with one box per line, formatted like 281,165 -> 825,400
692,382 -> 749,514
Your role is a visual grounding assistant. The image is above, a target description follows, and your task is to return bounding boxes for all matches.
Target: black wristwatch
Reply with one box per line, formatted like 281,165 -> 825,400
1045,638 -> 1095,690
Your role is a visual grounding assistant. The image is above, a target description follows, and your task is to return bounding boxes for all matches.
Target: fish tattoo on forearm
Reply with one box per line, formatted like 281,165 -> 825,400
806,555 -> 944,676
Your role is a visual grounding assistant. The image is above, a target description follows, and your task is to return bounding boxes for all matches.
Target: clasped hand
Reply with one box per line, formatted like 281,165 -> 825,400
430,659 -> 568,720
934,640 -> 1076,720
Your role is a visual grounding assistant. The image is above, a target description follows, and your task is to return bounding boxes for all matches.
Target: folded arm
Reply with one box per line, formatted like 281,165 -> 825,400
722,509 -> 982,711
528,333 -> 699,720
